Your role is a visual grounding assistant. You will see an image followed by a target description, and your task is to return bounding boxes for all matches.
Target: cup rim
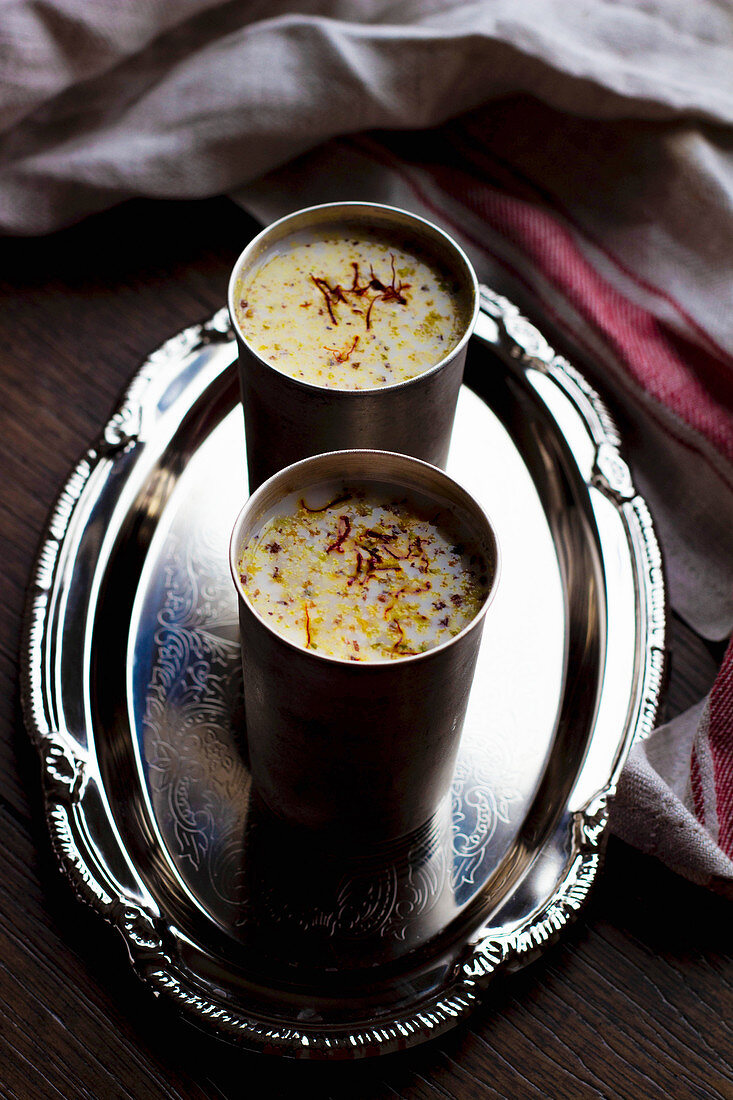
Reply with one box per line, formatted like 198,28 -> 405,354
229,449 -> 500,668
227,201 -> 480,396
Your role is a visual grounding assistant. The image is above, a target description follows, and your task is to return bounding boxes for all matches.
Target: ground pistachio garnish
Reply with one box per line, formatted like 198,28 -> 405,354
239,485 -> 490,661
234,228 -> 470,389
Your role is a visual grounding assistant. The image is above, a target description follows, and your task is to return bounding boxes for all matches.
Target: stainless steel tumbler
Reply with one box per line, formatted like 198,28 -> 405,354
229,450 -> 500,846
227,202 -> 479,491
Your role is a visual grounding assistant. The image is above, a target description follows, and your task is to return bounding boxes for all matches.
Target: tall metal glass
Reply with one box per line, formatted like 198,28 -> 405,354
228,202 -> 479,491
229,449 -> 500,847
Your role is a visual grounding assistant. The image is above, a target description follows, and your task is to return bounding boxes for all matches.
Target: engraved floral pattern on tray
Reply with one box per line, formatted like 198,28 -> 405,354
141,523 -> 249,920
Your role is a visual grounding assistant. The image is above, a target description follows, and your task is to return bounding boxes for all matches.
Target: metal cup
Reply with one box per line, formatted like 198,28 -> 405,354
229,449 -> 500,847
227,202 -> 479,491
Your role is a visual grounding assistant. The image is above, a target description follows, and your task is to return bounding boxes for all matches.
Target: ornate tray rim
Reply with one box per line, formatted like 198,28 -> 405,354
20,288 -> 666,1059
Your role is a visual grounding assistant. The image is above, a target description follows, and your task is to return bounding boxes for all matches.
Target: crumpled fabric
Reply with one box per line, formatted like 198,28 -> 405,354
1,1 -> 731,234
2,1 -> 732,890
614,701 -> 733,893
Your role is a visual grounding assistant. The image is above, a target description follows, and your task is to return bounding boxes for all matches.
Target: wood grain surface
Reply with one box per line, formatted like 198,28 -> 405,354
1,197 -> 730,1100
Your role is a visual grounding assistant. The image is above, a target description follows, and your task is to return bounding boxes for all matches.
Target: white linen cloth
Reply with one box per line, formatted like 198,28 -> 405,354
2,1 -> 732,891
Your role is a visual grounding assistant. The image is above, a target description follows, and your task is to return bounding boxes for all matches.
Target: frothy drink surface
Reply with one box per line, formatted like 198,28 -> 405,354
233,228 -> 470,390
238,483 -> 490,661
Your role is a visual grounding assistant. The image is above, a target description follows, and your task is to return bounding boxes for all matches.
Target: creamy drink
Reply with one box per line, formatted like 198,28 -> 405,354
237,482 -> 491,661
232,228 -> 472,390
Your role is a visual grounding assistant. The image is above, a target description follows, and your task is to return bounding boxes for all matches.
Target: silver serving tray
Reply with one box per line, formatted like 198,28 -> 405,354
22,287 -> 666,1059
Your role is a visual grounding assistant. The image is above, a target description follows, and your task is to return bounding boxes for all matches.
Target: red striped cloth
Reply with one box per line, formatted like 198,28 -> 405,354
693,638 -> 733,862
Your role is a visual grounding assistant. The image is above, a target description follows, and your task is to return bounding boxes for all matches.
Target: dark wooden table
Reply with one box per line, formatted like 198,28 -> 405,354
1,197 -> 731,1100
